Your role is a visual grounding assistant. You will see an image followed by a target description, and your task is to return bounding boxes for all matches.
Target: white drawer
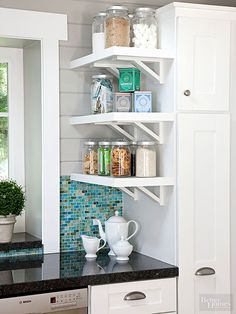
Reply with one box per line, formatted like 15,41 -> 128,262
89,278 -> 176,314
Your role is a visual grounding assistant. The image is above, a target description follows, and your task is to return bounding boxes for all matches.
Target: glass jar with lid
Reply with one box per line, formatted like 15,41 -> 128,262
105,6 -> 130,48
136,141 -> 156,177
132,8 -> 158,49
92,12 -> 106,52
130,141 -> 137,176
111,141 -> 131,177
98,141 -> 112,176
83,140 -> 98,175
91,74 -> 114,114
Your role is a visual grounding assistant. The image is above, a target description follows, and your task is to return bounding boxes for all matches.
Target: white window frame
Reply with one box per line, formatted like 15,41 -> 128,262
0,47 -> 25,231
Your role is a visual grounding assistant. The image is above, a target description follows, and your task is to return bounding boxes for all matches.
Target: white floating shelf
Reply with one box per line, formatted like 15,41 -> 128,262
70,47 -> 174,83
70,112 -> 175,143
71,174 -> 174,205
70,47 -> 174,69
71,174 -> 174,188
70,112 -> 175,125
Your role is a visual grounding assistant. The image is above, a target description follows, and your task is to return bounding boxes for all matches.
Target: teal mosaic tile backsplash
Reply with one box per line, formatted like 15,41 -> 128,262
60,176 -> 123,252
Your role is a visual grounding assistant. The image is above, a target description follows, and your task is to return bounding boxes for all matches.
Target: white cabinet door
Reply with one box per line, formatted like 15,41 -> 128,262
177,17 -> 230,111
177,114 -> 230,314
89,278 -> 176,314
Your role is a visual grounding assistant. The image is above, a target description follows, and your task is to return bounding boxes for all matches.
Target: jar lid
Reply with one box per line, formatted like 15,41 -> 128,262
137,141 -> 156,146
106,6 -> 129,12
84,140 -> 97,146
98,141 -> 112,146
135,7 -> 155,13
94,12 -> 106,17
92,74 -> 113,79
112,141 -> 130,146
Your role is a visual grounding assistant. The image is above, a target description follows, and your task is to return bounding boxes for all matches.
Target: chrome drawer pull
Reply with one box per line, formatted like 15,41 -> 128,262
124,291 -> 146,301
195,267 -> 215,276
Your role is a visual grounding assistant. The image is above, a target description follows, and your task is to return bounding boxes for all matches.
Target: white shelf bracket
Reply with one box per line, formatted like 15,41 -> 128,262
105,122 -> 135,141
134,122 -> 164,144
133,59 -> 161,83
137,186 -> 165,205
119,187 -> 138,200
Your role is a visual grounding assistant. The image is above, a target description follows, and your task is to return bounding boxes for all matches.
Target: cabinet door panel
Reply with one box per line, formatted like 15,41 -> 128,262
177,18 -> 230,111
177,114 -> 230,314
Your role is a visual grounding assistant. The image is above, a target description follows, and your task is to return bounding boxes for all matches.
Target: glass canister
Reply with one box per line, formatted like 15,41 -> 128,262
98,141 -> 112,176
132,8 -> 158,49
83,141 -> 98,175
136,141 -> 156,177
92,12 -> 106,52
105,6 -> 130,48
130,142 -> 137,176
91,74 -> 114,114
128,12 -> 134,47
111,141 -> 131,177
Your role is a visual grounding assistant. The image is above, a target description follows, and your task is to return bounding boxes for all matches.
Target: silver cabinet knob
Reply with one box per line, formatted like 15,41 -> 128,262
195,267 -> 215,276
124,291 -> 146,301
184,90 -> 191,96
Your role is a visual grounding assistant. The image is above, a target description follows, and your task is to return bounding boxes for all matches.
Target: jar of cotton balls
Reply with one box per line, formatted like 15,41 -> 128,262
132,8 -> 158,49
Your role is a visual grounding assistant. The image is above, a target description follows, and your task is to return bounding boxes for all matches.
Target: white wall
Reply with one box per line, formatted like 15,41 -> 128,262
23,41 -> 42,239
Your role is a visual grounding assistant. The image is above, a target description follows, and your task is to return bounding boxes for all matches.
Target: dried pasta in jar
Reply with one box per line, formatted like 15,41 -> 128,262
111,141 -> 131,177
83,141 -> 98,175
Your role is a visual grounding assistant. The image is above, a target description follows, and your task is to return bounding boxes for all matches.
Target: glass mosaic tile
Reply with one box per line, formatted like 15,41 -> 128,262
60,176 -> 123,252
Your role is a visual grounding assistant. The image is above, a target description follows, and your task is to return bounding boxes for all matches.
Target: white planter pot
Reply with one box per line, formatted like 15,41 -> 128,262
0,215 -> 16,243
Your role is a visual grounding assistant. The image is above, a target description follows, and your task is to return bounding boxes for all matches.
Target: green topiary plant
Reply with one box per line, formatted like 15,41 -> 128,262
0,180 -> 25,216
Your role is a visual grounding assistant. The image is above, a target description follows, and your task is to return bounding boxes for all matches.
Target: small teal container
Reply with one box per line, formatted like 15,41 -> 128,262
118,68 -> 140,92
133,91 -> 152,112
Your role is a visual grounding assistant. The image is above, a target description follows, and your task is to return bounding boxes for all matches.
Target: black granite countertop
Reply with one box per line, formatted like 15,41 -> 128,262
0,250 -> 178,299
0,232 -> 42,252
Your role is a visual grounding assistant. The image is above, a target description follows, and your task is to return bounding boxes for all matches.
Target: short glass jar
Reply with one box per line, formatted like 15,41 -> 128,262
136,141 -> 156,177
105,6 -> 130,48
111,141 -> 131,177
91,74 -> 114,114
98,141 -> 112,176
132,8 -> 158,49
92,12 -> 106,52
83,141 -> 98,175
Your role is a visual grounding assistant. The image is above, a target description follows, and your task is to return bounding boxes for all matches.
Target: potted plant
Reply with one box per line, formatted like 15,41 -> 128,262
0,180 -> 25,243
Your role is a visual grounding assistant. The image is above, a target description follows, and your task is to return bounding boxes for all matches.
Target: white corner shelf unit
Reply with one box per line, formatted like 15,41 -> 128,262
70,112 -> 175,143
70,47 -> 174,84
70,48 -> 175,205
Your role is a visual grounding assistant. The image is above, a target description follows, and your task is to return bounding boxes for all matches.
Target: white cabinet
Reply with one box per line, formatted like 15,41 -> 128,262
89,278 -> 176,314
177,114 -> 230,313
177,17 -> 230,112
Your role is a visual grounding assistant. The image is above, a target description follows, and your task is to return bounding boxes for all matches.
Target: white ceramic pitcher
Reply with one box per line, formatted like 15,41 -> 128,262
81,235 -> 106,259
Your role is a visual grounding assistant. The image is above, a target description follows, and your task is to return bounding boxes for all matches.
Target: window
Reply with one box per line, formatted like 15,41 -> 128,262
0,48 -> 24,185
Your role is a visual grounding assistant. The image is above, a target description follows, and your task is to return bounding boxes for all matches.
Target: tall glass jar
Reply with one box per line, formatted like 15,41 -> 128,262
105,6 -> 130,48
83,141 -> 98,175
91,74 -> 114,114
98,141 -> 112,176
128,13 -> 134,47
136,141 -> 156,177
111,141 -> 131,177
130,141 -> 137,176
132,8 -> 158,49
92,12 -> 106,52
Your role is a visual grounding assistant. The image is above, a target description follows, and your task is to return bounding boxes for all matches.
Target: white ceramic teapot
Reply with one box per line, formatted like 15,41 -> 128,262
94,211 -> 138,256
